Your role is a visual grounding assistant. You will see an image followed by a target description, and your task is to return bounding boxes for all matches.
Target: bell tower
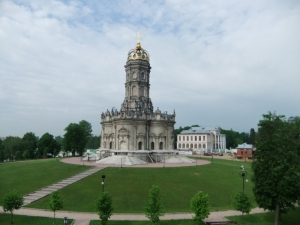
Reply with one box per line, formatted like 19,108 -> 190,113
121,41 -> 153,113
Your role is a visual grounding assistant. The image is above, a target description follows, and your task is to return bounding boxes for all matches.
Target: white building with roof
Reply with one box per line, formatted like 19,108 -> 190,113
177,127 -> 226,152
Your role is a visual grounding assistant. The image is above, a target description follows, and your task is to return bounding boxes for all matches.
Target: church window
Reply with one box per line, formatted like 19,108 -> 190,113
159,142 -> 163,150
140,86 -> 144,96
132,72 -> 137,79
140,72 -> 145,80
151,142 -> 154,150
132,86 -> 137,96
138,141 -> 142,150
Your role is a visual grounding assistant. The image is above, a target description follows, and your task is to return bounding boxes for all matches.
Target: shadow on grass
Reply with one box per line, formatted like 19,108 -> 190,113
0,213 -> 73,225
226,207 -> 300,225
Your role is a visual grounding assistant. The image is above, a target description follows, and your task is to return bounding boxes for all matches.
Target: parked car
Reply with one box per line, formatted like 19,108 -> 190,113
203,152 -> 212,156
218,153 -> 223,156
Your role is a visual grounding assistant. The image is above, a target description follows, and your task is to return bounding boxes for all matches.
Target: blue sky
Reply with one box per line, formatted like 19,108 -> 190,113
0,0 -> 299,138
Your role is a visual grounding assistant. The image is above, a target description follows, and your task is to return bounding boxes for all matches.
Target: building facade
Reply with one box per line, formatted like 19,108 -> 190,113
177,127 -> 226,151
236,143 -> 253,159
100,41 -> 176,151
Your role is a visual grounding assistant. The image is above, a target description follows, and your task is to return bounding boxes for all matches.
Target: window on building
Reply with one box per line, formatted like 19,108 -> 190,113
183,144 -> 185,148
179,136 -> 181,141
151,142 -> 154,150
140,86 -> 144,96
183,136 -> 185,141
195,136 -> 197,141
138,141 -> 142,150
191,144 -> 193,149
191,136 -> 193,141
203,144 -> 206,149
203,136 -> 205,141
159,142 -> 163,150
187,144 -> 189,148
187,136 -> 189,141
109,142 -> 113,149
132,86 -> 137,96
178,144 -> 181,148
199,144 -> 201,148
199,136 -> 201,141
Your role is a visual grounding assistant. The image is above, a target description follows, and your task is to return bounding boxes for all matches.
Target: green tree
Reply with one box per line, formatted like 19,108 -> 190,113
86,135 -> 101,149
232,191 -> 252,224
145,185 -> 164,224
2,189 -> 24,224
249,128 -> 256,145
190,191 -> 210,224
95,191 -> 113,225
38,133 -> 59,158
63,123 -> 86,156
22,132 -> 37,159
252,112 -> 300,225
2,136 -> 22,161
48,191 -> 64,224
0,138 -> 4,161
22,150 -> 30,160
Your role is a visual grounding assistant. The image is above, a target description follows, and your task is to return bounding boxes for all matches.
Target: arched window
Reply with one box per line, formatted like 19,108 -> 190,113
203,136 -> 206,141
140,86 -> 144,96
132,86 -> 137,96
138,141 -> 142,150
159,142 -> 163,150
151,142 -> 155,150
127,87 -> 130,96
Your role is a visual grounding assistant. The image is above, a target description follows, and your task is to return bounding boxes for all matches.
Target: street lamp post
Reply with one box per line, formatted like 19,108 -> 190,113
101,175 -> 106,192
239,165 -> 248,192
64,217 -> 68,225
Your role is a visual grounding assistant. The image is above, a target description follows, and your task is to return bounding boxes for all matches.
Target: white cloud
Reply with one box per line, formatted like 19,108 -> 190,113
0,0 -> 299,137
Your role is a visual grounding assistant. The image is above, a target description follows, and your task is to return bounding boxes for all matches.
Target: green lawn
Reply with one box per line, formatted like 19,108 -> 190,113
0,213 -> 73,225
28,159 -> 255,213
226,207 -> 300,225
0,158 -> 91,204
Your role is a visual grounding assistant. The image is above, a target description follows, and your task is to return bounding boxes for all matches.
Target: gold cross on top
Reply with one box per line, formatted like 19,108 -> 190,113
134,31 -> 143,43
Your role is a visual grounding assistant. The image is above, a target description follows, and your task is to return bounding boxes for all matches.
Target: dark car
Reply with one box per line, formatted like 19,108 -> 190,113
203,152 -> 212,156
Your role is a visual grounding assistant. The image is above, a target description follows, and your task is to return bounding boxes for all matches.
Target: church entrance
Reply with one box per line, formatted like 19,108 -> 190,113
138,141 -> 142,150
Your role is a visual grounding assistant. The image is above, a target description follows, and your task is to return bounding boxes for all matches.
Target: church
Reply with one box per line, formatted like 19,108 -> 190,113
100,40 -> 176,151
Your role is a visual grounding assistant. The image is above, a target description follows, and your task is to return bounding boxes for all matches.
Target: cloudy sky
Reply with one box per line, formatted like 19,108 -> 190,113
0,0 -> 299,138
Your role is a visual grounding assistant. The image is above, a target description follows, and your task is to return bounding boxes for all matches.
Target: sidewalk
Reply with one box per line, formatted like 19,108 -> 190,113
0,207 -> 268,225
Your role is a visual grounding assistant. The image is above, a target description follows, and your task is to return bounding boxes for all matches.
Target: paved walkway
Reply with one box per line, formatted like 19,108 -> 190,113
0,207 -> 268,225
23,167 -> 103,205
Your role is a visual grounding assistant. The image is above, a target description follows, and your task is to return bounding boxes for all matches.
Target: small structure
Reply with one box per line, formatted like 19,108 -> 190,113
236,143 -> 253,160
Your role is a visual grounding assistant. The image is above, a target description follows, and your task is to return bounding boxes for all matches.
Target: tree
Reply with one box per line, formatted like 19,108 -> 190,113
63,123 -> 86,156
252,112 -> 300,225
48,191 -> 64,224
2,136 -> 22,161
232,191 -> 252,224
190,191 -> 210,224
249,128 -> 256,145
86,135 -> 101,149
95,191 -> 113,225
145,185 -> 164,224
22,132 -> 37,159
2,189 -> 24,224
38,133 -> 59,158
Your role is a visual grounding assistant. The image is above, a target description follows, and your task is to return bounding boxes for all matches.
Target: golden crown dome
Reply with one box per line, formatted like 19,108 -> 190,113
127,41 -> 150,62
